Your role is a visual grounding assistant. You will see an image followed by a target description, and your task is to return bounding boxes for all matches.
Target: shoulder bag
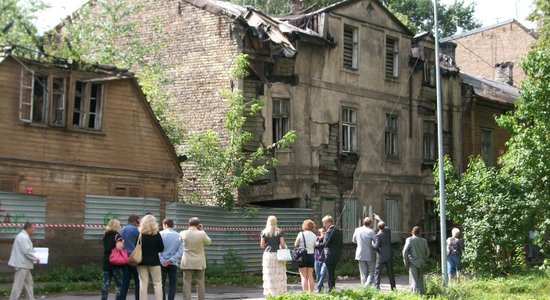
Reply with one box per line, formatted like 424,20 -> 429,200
128,233 -> 142,266
291,232 -> 308,266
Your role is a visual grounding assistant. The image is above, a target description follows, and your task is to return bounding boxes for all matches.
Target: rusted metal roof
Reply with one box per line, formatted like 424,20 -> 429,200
461,72 -> 519,105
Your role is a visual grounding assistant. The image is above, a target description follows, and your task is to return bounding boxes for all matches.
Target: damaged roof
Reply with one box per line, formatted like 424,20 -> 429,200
183,0 -> 326,56
461,72 -> 520,105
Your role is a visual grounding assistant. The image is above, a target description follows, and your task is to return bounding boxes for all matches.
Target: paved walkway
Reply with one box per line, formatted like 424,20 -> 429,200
22,275 -> 410,300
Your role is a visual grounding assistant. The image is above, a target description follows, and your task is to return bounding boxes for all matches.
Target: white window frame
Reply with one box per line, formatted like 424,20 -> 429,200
385,36 -> 399,78
384,114 -> 398,159
343,25 -> 358,70
19,68 -> 34,123
341,107 -> 357,153
272,98 -> 290,143
423,120 -> 436,161
72,81 -> 104,130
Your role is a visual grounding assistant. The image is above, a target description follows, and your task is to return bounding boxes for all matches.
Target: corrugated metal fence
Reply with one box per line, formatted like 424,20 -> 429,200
166,203 -> 313,272
0,192 -> 46,239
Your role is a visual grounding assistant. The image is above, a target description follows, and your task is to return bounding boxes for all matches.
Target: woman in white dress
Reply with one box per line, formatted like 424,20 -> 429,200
260,215 -> 288,296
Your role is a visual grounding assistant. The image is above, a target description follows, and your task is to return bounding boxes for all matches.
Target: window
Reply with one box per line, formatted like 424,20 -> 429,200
343,25 -> 358,69
342,107 -> 357,153
50,77 -> 66,126
423,49 -> 436,86
111,182 -> 142,197
0,175 -> 17,192
384,114 -> 398,159
385,36 -> 399,78
72,81 -> 104,130
272,98 -> 289,143
385,198 -> 400,242
481,128 -> 493,166
423,121 -> 436,161
19,69 -> 50,124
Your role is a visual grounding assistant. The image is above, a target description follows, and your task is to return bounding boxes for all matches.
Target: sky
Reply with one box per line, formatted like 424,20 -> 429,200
33,0 -> 536,34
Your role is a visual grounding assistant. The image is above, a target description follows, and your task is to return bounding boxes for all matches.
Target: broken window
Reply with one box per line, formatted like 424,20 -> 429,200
272,98 -> 290,143
19,70 -> 66,126
73,81 -> 103,130
480,128 -> 493,166
50,77 -> 66,126
384,114 -> 398,159
385,36 -> 399,78
342,107 -> 357,153
343,25 -> 358,69
423,120 -> 436,162
423,48 -> 436,86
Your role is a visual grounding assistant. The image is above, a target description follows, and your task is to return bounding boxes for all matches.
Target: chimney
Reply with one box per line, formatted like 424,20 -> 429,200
440,41 -> 457,62
495,62 -> 514,85
290,0 -> 304,14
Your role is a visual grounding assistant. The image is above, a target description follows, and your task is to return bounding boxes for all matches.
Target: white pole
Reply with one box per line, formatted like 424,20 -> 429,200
433,0 -> 448,287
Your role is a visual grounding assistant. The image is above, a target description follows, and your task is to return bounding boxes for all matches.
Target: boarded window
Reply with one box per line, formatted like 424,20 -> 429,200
385,198 -> 400,242
272,98 -> 290,143
342,107 -> 357,153
385,114 -> 399,159
385,36 -> 399,78
0,176 -> 17,193
73,81 -> 104,130
111,183 -> 142,197
343,25 -> 358,69
423,121 -> 436,161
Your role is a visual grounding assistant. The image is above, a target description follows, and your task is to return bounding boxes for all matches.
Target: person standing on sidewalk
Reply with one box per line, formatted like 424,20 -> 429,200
352,217 -> 377,287
8,222 -> 39,300
403,226 -> 430,294
180,217 -> 211,300
119,215 -> 140,300
314,228 -> 327,292
137,214 -> 164,300
372,214 -> 396,290
159,219 -> 183,300
101,219 -> 123,300
317,215 -> 343,291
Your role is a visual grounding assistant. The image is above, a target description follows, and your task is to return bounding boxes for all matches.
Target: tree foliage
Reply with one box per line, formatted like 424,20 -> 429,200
186,54 -> 296,210
44,0 -> 185,145
0,0 -> 46,56
229,0 -> 480,37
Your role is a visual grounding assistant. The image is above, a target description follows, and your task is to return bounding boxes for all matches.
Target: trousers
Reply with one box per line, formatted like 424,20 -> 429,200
9,268 -> 35,300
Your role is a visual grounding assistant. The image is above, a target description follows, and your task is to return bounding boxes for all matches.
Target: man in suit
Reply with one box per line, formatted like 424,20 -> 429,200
372,214 -> 396,290
317,215 -> 343,291
180,217 -> 211,300
402,226 -> 430,294
352,217 -> 377,286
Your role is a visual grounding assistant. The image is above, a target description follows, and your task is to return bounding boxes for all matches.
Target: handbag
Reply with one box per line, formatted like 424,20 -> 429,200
109,247 -> 129,266
291,232 -> 308,266
128,233 -> 142,266
277,248 -> 292,261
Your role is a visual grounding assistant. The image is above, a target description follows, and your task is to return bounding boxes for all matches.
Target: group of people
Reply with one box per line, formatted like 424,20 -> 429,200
102,214 -> 211,300
260,215 -> 343,296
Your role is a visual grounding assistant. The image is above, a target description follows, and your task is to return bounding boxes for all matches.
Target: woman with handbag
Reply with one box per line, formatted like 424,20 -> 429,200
137,214 -> 164,300
294,219 -> 317,292
102,219 -> 124,300
260,215 -> 287,296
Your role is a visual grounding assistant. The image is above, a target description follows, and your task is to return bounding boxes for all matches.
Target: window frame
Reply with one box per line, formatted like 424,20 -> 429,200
272,98 -> 290,143
423,48 -> 436,86
343,25 -> 358,70
384,113 -> 399,159
422,120 -> 437,162
341,107 -> 357,153
72,81 -> 104,131
385,197 -> 401,242
480,128 -> 494,166
385,36 -> 399,78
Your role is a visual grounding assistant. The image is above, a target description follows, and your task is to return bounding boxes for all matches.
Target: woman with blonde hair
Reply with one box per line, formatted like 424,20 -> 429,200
260,215 -> 287,296
446,227 -> 464,283
101,219 -> 123,300
137,214 -> 164,300
294,219 -> 317,292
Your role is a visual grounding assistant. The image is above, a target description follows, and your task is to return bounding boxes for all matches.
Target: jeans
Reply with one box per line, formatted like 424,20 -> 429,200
121,265 -> 140,300
161,265 -> 178,300
101,269 -> 123,300
314,261 -> 327,291
447,254 -> 462,275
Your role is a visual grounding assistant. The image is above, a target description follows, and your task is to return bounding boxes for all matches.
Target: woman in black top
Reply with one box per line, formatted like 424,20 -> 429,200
137,214 -> 164,300
260,215 -> 287,296
102,219 -> 123,300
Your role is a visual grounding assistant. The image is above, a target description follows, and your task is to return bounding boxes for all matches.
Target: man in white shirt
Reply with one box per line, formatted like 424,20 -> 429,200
8,222 -> 39,300
352,217 -> 377,286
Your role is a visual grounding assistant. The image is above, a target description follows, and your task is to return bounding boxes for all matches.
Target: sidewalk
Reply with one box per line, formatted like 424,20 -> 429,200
17,275 -> 409,300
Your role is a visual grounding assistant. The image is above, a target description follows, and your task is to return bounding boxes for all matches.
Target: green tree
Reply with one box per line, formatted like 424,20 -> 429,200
44,0 -> 184,145
229,0 -> 480,37
186,54 -> 296,210
0,0 -> 46,56
529,0 -> 550,48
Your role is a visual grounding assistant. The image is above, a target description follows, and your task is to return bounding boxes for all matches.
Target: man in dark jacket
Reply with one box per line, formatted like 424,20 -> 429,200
372,214 -> 396,290
317,215 -> 343,291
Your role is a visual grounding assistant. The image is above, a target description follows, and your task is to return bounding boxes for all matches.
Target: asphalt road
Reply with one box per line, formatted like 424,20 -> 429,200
20,275 -> 409,300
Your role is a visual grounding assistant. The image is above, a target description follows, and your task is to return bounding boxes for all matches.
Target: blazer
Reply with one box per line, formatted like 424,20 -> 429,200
352,226 -> 377,261
372,227 -> 392,263
318,225 -> 343,264
402,235 -> 430,268
180,227 -> 212,270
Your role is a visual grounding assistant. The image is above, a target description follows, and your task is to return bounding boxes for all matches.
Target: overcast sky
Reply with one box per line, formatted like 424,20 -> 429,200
33,0 -> 536,34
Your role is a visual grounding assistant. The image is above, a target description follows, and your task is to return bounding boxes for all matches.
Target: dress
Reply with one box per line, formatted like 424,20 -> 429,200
261,230 -> 287,296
